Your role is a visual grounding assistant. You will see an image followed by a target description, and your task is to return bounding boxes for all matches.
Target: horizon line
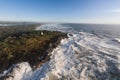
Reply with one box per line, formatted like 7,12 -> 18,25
0,20 -> 120,25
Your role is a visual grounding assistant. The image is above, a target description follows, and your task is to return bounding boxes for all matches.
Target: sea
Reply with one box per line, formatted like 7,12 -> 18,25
35,23 -> 120,80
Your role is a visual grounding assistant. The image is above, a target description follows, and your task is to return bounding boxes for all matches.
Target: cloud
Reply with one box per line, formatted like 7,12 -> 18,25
111,9 -> 120,13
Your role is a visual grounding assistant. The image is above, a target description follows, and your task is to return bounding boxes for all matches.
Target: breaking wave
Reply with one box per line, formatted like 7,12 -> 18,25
35,24 -> 75,33
113,38 -> 120,44
40,32 -> 120,80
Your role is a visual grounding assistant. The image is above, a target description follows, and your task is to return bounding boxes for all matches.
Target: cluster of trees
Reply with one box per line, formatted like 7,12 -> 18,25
0,23 -> 40,40
0,30 -> 67,73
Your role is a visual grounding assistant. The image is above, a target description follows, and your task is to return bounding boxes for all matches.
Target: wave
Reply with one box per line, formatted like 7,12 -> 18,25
38,31 -> 120,80
35,24 -> 75,33
4,24 -> 120,80
113,38 -> 120,44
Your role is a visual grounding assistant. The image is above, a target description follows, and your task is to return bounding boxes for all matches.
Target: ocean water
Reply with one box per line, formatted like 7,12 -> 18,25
35,24 -> 120,80
62,24 -> 120,38
4,24 -> 120,80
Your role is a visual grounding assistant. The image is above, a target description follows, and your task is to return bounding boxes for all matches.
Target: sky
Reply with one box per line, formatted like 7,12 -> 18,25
0,0 -> 120,24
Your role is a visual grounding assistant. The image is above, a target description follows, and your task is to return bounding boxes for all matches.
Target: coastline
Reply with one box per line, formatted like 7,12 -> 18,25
0,30 -> 67,79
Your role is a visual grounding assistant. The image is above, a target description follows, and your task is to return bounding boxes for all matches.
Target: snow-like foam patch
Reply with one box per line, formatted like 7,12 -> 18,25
5,62 -> 32,80
113,38 -> 120,43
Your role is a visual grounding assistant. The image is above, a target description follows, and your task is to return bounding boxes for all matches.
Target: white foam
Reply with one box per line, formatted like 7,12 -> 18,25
35,24 -> 74,33
5,62 -> 32,80
113,38 -> 120,43
29,31 -> 120,80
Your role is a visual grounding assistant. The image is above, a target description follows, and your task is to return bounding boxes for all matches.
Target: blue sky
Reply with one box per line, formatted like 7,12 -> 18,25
0,0 -> 120,24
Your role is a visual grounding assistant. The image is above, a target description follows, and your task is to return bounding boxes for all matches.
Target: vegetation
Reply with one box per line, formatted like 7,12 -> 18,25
0,30 -> 67,73
0,23 -> 40,40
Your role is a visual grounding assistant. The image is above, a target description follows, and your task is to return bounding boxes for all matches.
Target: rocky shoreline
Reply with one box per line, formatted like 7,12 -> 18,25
0,30 -> 67,80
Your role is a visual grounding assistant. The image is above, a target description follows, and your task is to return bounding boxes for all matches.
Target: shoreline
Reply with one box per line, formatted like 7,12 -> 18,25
0,30 -> 67,79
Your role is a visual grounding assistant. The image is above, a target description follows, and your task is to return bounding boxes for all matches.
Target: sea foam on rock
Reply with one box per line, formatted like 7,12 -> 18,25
5,62 -> 32,80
